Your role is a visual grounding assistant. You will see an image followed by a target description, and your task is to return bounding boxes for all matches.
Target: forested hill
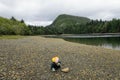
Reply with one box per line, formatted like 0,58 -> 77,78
50,14 -> 90,27
43,14 -> 91,34
0,16 -> 31,35
43,14 -> 120,34
0,14 -> 120,35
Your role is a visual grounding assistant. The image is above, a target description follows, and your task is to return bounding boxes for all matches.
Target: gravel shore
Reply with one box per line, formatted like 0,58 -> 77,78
0,36 -> 120,80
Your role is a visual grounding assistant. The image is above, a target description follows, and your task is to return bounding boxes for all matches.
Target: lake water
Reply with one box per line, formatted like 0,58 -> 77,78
44,34 -> 120,50
63,37 -> 120,50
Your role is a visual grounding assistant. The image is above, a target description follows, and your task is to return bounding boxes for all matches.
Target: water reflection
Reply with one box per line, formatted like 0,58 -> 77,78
64,37 -> 120,50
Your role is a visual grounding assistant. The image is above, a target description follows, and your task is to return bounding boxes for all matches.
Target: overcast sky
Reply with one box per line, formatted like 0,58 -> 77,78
0,0 -> 120,26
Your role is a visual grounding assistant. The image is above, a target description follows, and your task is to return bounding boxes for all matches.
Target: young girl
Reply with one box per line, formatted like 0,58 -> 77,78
51,56 -> 61,71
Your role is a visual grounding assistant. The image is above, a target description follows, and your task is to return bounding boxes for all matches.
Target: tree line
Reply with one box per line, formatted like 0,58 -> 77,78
29,18 -> 120,35
0,16 -> 31,35
0,16 -> 120,35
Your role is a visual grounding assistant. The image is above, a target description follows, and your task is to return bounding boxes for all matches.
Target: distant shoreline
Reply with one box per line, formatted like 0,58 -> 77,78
42,33 -> 120,38
61,33 -> 120,35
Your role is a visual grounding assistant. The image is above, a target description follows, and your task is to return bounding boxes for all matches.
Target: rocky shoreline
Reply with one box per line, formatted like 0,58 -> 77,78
0,36 -> 120,80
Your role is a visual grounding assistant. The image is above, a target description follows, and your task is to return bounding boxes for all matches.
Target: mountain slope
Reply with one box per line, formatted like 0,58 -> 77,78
50,14 -> 91,27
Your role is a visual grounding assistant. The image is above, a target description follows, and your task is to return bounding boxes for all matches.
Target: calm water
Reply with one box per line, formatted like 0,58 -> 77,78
63,37 -> 120,50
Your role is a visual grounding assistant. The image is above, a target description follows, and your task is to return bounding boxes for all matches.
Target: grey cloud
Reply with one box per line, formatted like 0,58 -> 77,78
0,0 -> 120,26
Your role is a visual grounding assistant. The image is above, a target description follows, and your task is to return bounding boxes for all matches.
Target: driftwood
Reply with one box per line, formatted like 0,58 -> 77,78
61,67 -> 69,73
